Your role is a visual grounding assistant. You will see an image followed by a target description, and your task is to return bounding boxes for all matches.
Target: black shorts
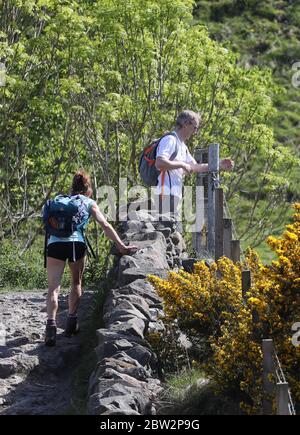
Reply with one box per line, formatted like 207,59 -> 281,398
47,242 -> 87,262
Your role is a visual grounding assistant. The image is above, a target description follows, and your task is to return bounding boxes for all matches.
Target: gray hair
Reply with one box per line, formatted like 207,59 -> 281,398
175,110 -> 201,128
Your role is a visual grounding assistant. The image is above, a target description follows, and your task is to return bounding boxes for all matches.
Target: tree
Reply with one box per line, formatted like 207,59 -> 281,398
0,0 -> 296,253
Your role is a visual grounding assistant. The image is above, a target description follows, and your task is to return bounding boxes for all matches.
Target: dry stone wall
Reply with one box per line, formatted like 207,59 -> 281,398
87,210 -> 190,415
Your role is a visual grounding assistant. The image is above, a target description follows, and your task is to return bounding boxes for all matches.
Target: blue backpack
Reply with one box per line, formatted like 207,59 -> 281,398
43,195 -> 86,237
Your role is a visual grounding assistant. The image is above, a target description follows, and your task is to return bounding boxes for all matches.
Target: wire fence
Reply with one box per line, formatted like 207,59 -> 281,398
274,350 -> 296,415
263,339 -> 296,415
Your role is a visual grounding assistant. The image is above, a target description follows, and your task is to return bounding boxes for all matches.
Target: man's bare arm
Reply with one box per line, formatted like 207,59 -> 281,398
190,159 -> 234,173
155,157 -> 193,174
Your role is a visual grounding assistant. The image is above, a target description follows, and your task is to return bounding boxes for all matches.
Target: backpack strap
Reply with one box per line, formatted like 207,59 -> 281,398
85,233 -> 96,259
79,223 -> 96,260
161,132 -> 179,192
169,132 -> 179,161
74,196 -> 96,260
44,232 -> 48,268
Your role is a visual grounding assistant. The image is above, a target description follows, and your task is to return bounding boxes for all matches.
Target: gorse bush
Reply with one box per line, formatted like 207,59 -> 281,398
148,203 -> 300,414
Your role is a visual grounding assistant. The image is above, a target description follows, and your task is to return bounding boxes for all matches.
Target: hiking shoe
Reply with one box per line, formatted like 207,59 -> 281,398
45,325 -> 57,347
65,316 -> 79,337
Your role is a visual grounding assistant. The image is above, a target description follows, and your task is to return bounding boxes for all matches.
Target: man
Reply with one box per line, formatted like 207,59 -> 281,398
154,110 -> 234,230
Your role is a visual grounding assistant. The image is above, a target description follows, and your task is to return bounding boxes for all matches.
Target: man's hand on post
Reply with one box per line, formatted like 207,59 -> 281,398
181,162 -> 193,175
220,159 -> 234,171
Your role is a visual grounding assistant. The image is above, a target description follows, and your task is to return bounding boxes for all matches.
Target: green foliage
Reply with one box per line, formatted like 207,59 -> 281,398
0,238 -> 48,289
193,0 -> 300,248
0,231 -> 111,290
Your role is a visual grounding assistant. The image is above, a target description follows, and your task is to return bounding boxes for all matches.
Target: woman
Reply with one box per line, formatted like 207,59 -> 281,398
45,170 -> 137,346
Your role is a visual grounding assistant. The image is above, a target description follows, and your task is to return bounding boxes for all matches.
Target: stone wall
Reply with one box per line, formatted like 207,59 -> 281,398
87,210 -> 189,415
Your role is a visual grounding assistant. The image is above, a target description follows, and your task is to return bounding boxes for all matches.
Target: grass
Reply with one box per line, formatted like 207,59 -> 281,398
158,368 -> 243,415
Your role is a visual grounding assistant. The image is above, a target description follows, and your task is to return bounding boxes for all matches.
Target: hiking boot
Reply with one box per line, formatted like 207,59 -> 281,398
65,316 -> 79,337
45,324 -> 57,347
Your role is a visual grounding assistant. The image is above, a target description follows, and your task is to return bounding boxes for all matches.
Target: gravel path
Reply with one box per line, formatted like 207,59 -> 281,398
0,290 -> 97,415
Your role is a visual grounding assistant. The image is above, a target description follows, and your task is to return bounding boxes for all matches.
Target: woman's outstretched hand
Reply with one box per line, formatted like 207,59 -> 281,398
117,244 -> 138,255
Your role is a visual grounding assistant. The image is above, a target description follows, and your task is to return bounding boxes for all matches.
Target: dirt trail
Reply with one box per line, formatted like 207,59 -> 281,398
0,290 -> 96,415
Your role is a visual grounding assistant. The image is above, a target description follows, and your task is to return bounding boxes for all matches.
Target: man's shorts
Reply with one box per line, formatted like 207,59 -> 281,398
47,242 -> 87,262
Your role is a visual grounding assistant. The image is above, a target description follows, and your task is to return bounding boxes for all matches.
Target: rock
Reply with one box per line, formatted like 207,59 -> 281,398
14,354 -> 39,373
109,317 -> 147,339
105,292 -> 151,320
148,320 -> 165,334
104,299 -> 150,324
154,227 -> 171,239
181,251 -> 189,260
119,220 -> 147,233
119,268 -> 168,287
128,210 -> 155,222
126,344 -> 157,370
182,258 -> 198,273
87,380 -> 153,415
87,392 -> 143,415
96,329 -> 144,347
173,257 -> 182,268
94,339 -> 133,361
152,220 -> 176,231
95,357 -> 148,382
116,280 -> 163,307
170,231 -> 182,245
167,259 -> 174,268
144,222 -> 155,232
0,360 -> 17,378
149,308 -> 163,322
171,231 -> 186,254
175,246 -> 182,256
118,256 -> 139,275
127,230 -> 166,243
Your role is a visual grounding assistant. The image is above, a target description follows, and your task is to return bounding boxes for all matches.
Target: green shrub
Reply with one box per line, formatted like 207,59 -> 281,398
0,238 -> 72,290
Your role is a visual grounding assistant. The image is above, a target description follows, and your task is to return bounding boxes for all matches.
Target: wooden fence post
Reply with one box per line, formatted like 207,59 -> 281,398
215,187 -> 224,261
193,148 -> 208,256
223,218 -> 232,259
231,240 -> 240,262
242,270 -> 251,299
263,339 -> 276,415
207,144 -> 219,256
276,382 -> 290,415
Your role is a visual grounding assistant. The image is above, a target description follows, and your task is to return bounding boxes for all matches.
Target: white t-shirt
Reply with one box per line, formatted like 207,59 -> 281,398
155,131 -> 195,198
